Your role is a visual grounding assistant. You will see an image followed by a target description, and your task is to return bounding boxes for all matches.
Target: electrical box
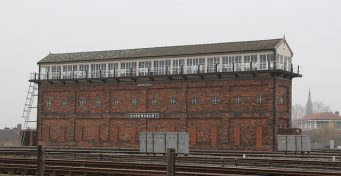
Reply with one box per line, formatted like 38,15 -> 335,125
277,135 -> 311,152
140,132 -> 189,154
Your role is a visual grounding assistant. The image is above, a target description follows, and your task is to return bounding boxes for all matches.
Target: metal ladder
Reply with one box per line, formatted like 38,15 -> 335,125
21,82 -> 38,130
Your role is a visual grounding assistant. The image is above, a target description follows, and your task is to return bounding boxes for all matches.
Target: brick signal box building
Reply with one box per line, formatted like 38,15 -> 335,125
30,38 -> 301,151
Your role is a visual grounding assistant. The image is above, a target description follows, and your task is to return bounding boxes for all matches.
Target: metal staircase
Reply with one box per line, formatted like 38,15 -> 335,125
22,82 -> 38,129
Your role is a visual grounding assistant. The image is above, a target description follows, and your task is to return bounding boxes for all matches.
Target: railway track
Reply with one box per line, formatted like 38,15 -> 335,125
0,157 -> 340,176
1,146 -> 340,162
0,147 -> 341,175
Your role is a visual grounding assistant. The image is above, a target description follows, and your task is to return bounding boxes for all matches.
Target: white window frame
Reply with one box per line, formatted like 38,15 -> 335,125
211,96 -> 218,105
96,98 -> 102,107
47,99 -> 52,107
62,99 -> 68,107
40,51 -> 280,79
132,97 -> 138,106
235,96 -> 241,104
280,96 -> 285,105
191,96 -> 197,105
114,98 -> 120,107
170,97 -> 176,105
256,95 -> 264,104
80,98 -> 86,107
152,97 -> 158,106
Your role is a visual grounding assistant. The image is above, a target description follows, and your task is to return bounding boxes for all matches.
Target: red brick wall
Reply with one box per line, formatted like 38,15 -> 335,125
147,88 -> 186,112
37,76 -> 292,151
43,91 -> 75,113
187,86 -> 228,112
111,89 -> 147,113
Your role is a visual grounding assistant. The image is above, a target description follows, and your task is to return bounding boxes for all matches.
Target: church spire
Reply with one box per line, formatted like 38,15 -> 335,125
305,89 -> 313,115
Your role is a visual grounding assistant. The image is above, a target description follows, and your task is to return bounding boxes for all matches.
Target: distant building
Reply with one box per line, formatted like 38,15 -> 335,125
295,111 -> 341,149
0,124 -> 21,146
295,112 -> 341,129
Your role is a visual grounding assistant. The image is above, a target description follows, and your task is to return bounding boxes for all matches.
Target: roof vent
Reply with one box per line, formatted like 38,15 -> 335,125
335,111 -> 339,116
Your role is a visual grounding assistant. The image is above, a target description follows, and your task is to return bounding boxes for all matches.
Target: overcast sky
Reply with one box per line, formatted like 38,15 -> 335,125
0,0 -> 340,129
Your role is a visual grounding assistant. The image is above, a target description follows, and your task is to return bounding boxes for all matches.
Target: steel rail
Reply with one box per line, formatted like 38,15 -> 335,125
0,158 -> 340,176
0,151 -> 339,169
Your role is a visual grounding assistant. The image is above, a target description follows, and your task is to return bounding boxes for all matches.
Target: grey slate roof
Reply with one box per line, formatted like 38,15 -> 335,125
38,38 -> 283,64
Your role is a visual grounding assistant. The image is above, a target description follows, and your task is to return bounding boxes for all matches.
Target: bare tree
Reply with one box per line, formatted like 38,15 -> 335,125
313,101 -> 332,113
292,104 -> 305,120
292,101 -> 332,120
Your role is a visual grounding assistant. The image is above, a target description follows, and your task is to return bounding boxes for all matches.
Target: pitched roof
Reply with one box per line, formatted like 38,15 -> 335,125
302,112 -> 341,121
38,38 -> 283,64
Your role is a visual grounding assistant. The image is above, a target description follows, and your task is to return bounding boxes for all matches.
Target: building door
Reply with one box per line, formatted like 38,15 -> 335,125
233,127 -> 240,145
189,127 -> 197,145
256,127 -> 262,150
211,127 -> 218,145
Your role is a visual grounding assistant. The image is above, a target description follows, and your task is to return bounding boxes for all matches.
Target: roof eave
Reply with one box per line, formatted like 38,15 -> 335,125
37,48 -> 276,65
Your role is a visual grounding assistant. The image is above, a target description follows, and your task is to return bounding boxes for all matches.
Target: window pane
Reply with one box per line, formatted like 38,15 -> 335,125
132,97 -> 137,106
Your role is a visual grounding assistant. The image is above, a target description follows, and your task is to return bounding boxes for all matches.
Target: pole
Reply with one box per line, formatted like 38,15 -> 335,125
167,148 -> 176,176
37,145 -> 45,176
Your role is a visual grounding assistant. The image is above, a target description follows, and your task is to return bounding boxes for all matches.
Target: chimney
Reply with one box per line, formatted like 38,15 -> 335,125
17,124 -> 22,131
335,111 -> 339,116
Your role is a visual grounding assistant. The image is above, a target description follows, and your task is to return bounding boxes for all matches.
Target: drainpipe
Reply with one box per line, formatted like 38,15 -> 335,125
37,64 -> 41,145
272,49 -> 277,151
38,65 -> 41,80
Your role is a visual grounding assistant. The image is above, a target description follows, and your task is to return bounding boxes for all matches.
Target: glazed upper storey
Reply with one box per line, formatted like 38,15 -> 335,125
35,38 -> 297,80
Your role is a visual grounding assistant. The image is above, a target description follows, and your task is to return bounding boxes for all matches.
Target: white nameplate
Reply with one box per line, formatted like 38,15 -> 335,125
128,113 -> 159,119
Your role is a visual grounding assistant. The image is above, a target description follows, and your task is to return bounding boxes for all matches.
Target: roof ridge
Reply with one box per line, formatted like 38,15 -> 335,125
39,38 -> 284,64
49,38 -> 283,55
303,111 -> 341,120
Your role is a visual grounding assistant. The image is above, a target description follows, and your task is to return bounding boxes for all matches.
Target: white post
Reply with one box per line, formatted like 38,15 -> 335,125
330,140 -> 335,150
